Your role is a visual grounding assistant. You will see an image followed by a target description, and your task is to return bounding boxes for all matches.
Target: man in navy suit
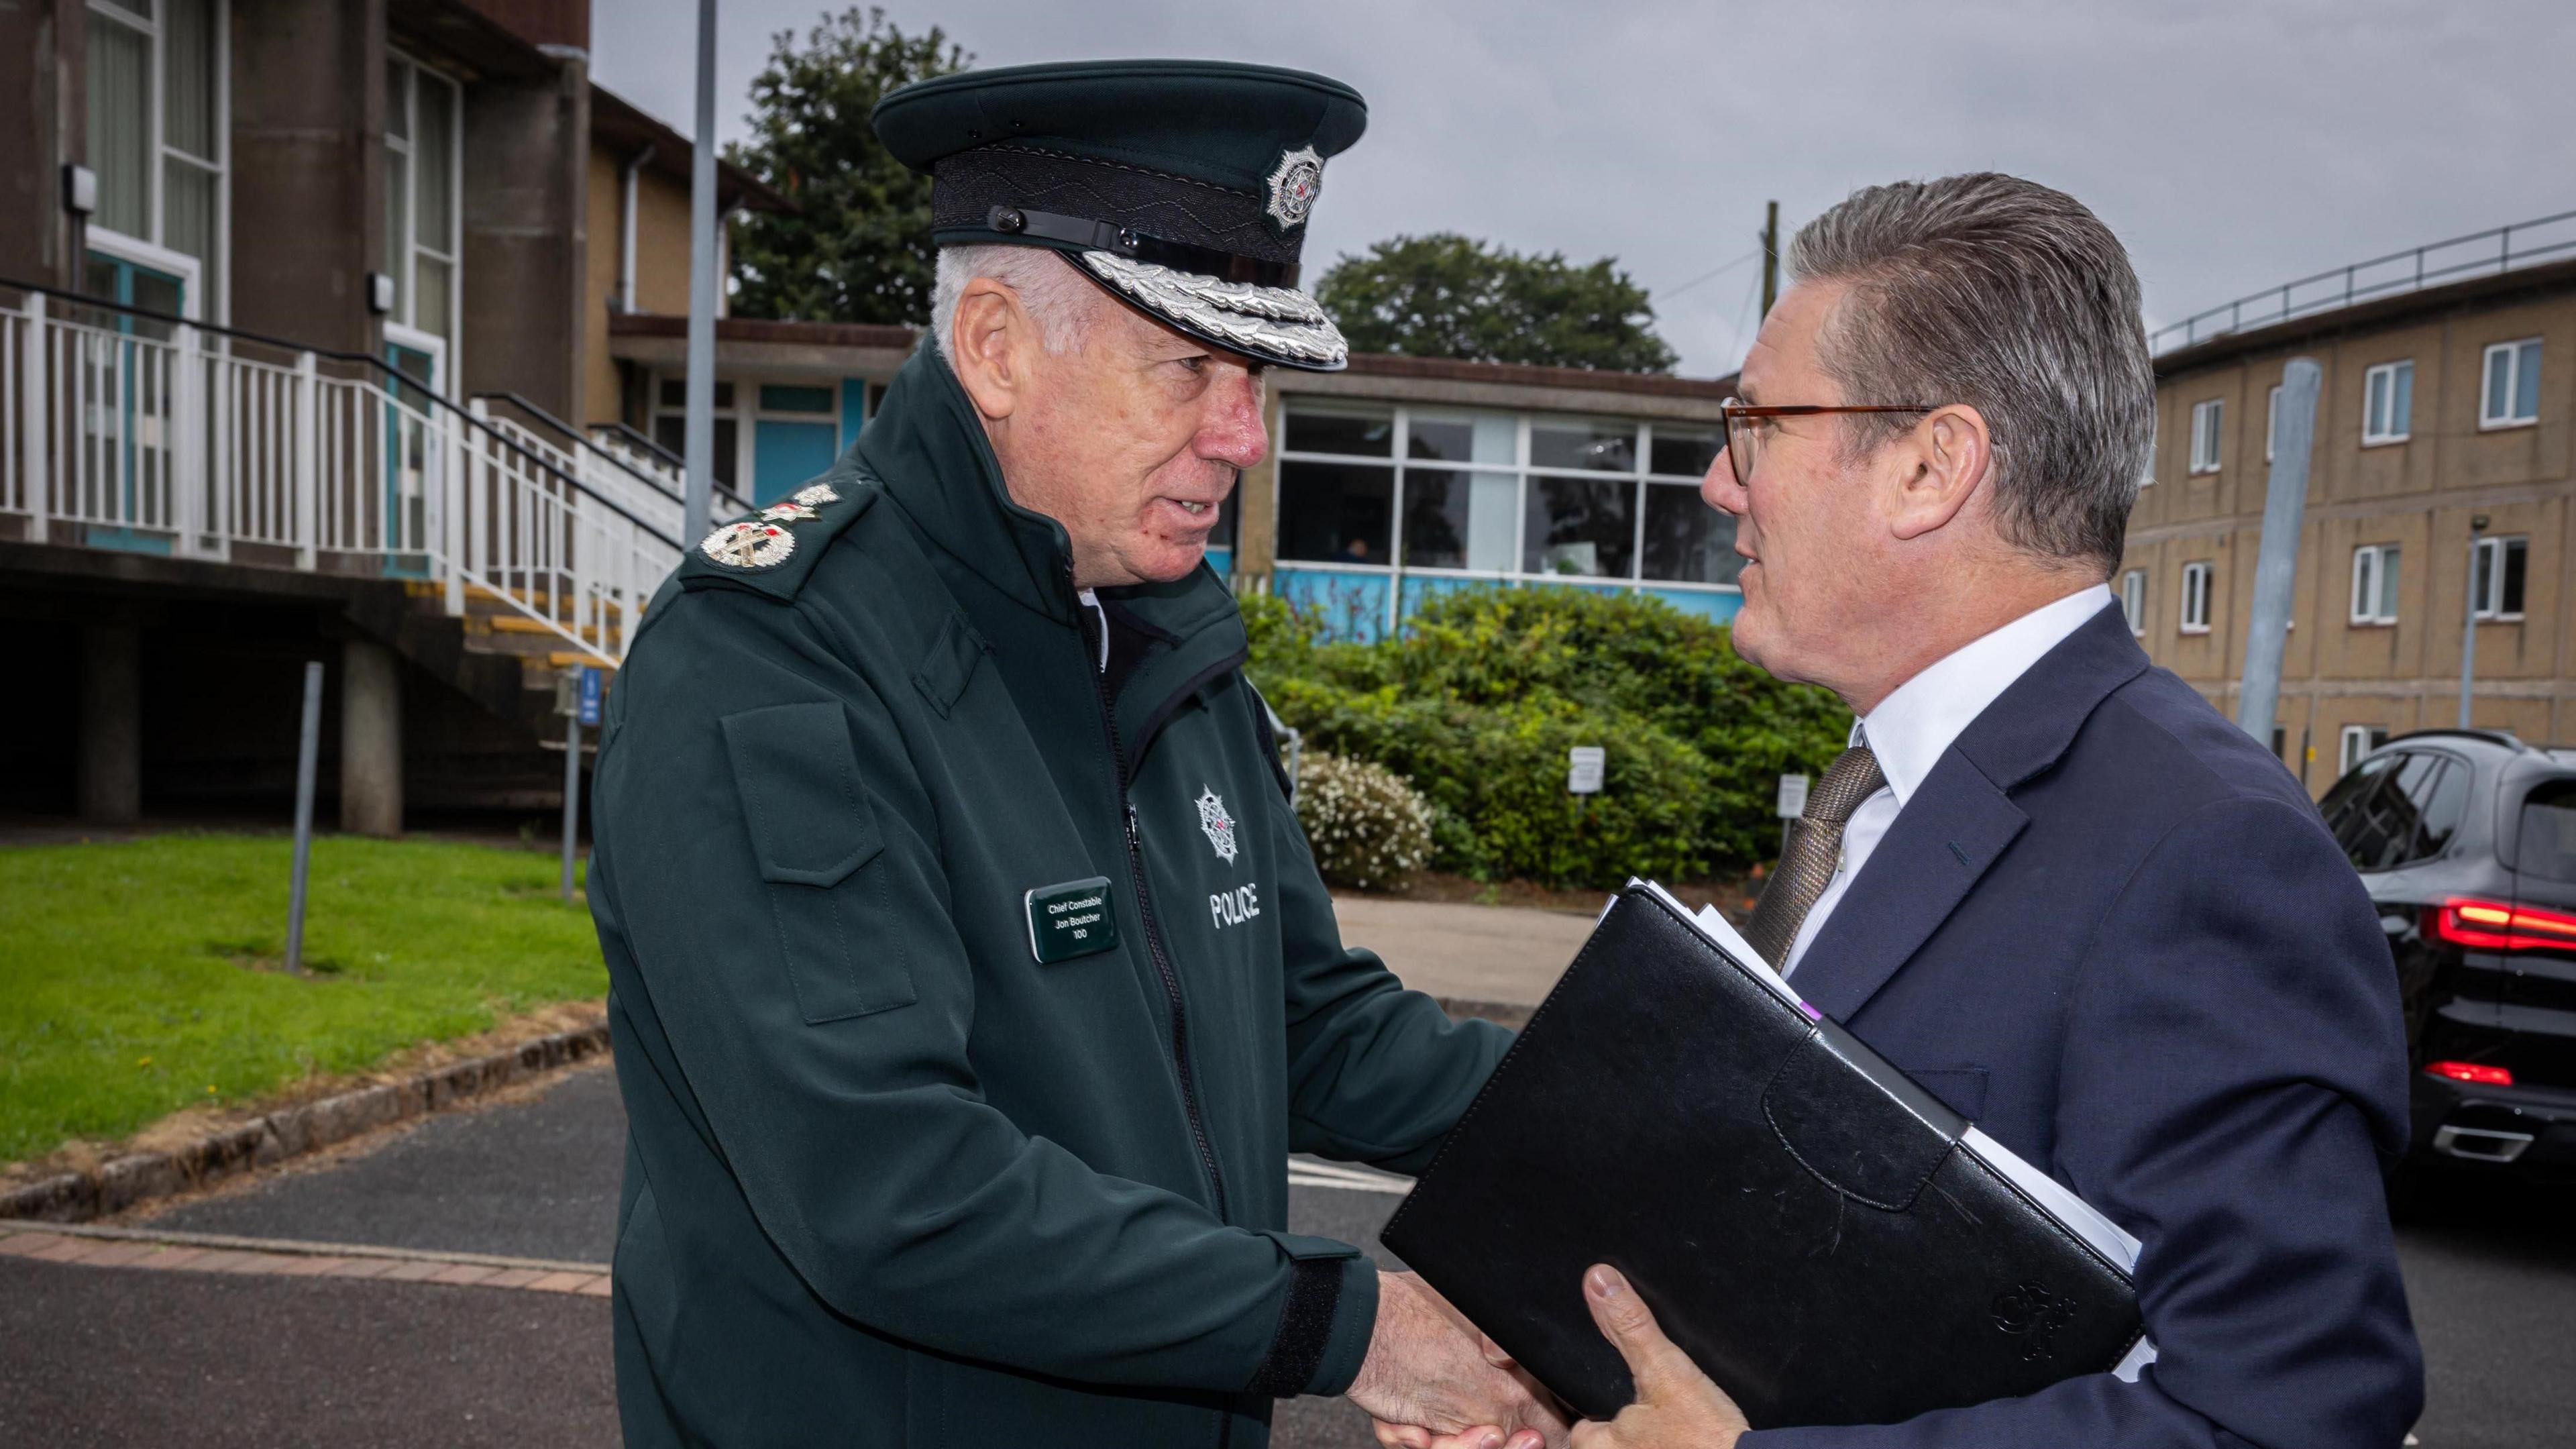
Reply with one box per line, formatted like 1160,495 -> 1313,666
1413,174 -> 2423,1449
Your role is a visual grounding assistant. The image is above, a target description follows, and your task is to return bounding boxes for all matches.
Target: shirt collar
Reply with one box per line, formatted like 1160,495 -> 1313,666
1856,584 -> 2118,808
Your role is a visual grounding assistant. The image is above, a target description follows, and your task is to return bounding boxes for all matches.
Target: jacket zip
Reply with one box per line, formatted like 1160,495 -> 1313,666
1079,574 -> 1231,1224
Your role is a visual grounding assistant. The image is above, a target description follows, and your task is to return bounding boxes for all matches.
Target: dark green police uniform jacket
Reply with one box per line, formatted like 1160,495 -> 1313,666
586,343 -> 1511,1448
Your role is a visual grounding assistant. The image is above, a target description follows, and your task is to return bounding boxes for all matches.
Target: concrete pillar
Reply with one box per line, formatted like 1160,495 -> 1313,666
76,622 -> 142,824
339,639 -> 403,837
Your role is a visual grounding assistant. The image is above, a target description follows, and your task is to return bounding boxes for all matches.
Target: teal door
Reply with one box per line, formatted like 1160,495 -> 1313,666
79,251 -> 185,555
382,339 -> 439,576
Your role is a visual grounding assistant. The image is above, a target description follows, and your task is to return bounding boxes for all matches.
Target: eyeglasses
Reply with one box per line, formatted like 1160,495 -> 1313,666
1719,398 -> 1935,488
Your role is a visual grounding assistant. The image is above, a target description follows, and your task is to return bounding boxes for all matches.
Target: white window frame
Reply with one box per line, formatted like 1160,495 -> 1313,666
384,51 -> 464,386
2180,560 -> 2212,634
85,0 -> 230,324
2481,338 -> 2542,429
2473,534 -> 2528,621
2339,724 -> 2386,776
2349,543 -> 2400,626
2188,398 -> 2222,474
2121,568 -> 2146,635
2362,360 -> 2413,445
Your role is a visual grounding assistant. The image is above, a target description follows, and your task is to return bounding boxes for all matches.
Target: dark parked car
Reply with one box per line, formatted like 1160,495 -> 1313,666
2316,729 -> 2576,1182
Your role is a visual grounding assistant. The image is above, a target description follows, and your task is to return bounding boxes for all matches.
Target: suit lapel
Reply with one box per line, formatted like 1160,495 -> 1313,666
1792,604 -> 2152,1023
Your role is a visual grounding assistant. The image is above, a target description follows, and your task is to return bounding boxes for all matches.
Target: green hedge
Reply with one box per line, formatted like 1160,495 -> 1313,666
1247,587 -> 1849,888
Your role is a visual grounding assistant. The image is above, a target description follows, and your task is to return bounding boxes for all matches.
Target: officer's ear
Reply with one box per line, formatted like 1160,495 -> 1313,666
951,278 -> 1039,423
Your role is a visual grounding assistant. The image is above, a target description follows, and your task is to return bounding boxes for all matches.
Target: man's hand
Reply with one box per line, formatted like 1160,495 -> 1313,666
1347,1271 -> 1568,1448
1568,1265 -> 1748,1449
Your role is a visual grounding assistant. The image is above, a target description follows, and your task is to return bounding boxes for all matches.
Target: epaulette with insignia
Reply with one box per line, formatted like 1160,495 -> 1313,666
676,464 -> 881,600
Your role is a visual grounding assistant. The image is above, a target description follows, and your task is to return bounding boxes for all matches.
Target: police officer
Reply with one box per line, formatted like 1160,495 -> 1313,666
587,60 -> 1561,1448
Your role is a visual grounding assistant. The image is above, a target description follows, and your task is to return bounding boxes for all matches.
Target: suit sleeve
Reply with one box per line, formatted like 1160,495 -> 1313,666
589,591 -> 1373,1398
1251,695 -> 1514,1177
1746,795 -> 2423,1448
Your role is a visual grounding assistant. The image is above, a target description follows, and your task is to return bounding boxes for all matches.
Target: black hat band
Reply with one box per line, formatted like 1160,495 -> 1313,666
931,144 -> 1305,262
984,206 -> 1299,290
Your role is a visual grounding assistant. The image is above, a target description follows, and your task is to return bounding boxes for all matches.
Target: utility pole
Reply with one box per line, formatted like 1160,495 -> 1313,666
2237,359 -> 2319,751
682,0 -> 720,537
2461,514 -> 2489,728
1759,200 -> 1780,321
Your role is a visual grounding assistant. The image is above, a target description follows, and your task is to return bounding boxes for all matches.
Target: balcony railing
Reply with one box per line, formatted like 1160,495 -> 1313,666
1,279 -> 703,666
2150,208 -> 2576,356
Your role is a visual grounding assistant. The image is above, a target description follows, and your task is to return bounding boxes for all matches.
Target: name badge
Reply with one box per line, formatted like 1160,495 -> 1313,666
1025,876 -> 1119,963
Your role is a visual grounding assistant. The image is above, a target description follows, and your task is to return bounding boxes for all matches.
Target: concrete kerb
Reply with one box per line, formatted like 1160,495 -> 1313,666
0,1025 -> 611,1225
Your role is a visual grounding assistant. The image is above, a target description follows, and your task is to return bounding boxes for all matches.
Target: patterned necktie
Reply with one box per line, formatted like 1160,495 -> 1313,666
1742,743 -> 1888,970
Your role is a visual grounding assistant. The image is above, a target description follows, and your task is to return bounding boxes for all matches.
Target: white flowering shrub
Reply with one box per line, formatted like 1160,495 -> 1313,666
1293,752 -> 1435,891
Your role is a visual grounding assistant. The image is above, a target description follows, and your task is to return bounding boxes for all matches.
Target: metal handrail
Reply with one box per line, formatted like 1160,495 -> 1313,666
0,274 -> 681,549
472,389 -> 753,514
2150,207 -> 2576,355
590,418 -> 684,470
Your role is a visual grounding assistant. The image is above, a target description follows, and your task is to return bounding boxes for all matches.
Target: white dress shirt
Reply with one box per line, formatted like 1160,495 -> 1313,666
1780,584 -> 2117,975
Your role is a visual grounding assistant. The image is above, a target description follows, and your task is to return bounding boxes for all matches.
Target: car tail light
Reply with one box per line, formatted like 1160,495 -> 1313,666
2430,897 -> 2576,952
2425,1060 -> 2514,1086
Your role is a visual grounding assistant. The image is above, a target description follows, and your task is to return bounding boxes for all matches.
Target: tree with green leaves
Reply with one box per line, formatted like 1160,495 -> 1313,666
1316,233 -> 1678,373
724,8 -> 969,325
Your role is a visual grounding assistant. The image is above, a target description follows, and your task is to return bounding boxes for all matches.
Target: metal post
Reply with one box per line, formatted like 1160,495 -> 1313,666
284,660 -> 324,975
21,290 -> 48,544
2461,515 -> 2489,729
561,707 -> 582,902
2237,358 -> 2321,747
682,0 -> 720,537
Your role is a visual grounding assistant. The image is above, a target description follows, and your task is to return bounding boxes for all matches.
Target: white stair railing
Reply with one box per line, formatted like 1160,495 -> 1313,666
0,281 -> 683,665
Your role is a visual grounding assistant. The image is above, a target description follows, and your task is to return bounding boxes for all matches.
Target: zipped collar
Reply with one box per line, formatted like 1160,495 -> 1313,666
858,341 -> 1251,763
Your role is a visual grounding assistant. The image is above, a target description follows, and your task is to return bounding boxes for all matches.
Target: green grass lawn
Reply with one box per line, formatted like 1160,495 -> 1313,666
0,832 -> 607,1165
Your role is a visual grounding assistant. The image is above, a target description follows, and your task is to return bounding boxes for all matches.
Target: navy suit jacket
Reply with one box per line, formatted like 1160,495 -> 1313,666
1746,604 -> 2422,1448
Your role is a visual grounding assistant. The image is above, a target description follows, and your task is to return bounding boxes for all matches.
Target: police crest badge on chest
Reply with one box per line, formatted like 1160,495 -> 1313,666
1195,786 -> 1238,865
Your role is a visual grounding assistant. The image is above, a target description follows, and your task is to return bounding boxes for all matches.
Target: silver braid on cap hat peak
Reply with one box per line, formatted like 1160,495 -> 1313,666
1077,252 -> 1348,368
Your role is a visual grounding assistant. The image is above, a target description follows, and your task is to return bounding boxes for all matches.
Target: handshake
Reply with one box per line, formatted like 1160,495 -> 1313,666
1348,1266 -> 1748,1449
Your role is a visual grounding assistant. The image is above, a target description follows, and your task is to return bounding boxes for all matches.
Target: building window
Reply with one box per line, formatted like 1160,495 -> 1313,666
2338,724 -> 2389,776
2349,543 -> 2400,625
2180,560 -> 2212,633
2473,535 -> 2528,621
384,54 -> 462,352
2121,568 -> 2146,635
1275,405 -> 1740,588
2265,384 -> 2281,463
651,377 -> 741,490
2189,399 -> 2223,474
84,0 -> 227,315
2482,339 -> 2542,428
2363,360 -> 2413,444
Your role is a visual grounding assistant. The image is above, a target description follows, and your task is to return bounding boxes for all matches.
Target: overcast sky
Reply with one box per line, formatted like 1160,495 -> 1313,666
592,0 -> 2576,379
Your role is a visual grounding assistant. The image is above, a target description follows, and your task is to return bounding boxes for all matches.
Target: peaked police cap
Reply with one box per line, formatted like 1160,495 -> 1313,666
873,60 -> 1367,370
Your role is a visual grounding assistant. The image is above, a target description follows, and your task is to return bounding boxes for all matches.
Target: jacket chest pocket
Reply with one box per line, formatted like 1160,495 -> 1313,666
721,701 -> 916,1024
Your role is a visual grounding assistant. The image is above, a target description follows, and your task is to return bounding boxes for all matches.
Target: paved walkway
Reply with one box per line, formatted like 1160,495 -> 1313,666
1332,895 -> 1596,1007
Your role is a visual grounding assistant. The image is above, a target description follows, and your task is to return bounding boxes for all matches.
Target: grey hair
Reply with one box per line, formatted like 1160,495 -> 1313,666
930,244 -> 1103,362
1786,173 -> 2154,572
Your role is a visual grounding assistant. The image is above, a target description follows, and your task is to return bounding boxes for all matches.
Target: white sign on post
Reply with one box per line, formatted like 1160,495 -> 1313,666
1567,746 -> 1606,795
1776,773 -> 1811,819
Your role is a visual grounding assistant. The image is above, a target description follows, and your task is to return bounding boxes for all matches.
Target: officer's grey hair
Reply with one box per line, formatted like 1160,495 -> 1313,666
930,245 -> 1104,362
1786,173 -> 2154,572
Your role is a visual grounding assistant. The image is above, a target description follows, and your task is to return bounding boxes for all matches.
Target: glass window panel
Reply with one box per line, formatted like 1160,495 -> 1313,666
164,0 -> 219,162
386,60 -> 410,141
1401,469 -> 1470,568
413,255 -> 451,344
1650,427 -> 1721,479
2414,759 -> 2469,859
88,16 -> 153,237
1277,460 -> 1394,564
758,384 -> 835,414
2365,371 -> 2388,436
416,76 -> 455,249
2486,347 -> 2513,421
163,158 -> 218,303
2502,538 -> 2526,615
1531,420 -> 1637,472
2516,341 -> 2542,420
657,379 -> 734,409
1407,419 -> 1472,462
2320,751 -> 2395,849
1524,476 -> 1635,577
655,411 -> 741,484
2516,780 -> 2576,885
383,150 -> 409,318
2392,362 -> 2412,435
2378,545 -> 2400,620
1285,407 -> 1392,458
1641,482 -> 1739,585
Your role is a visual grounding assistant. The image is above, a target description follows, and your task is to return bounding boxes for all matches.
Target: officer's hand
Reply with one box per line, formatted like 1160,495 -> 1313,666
1348,1271 -> 1568,1448
1566,1265 -> 1747,1449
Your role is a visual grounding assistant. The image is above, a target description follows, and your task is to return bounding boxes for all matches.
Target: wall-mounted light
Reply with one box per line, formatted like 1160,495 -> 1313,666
366,271 -> 396,315
63,164 -> 97,217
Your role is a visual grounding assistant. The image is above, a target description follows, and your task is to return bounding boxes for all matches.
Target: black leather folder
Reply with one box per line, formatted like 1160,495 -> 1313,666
1380,884 -> 2143,1428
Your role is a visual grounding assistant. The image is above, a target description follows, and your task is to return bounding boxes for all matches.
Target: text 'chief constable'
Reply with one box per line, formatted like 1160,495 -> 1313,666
584,60 -> 1559,1448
